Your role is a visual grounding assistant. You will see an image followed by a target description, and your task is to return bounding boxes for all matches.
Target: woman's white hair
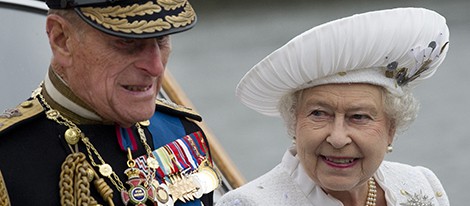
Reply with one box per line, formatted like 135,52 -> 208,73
278,85 -> 420,138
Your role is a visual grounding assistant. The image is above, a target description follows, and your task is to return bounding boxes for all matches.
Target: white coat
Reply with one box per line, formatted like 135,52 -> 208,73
216,147 -> 449,206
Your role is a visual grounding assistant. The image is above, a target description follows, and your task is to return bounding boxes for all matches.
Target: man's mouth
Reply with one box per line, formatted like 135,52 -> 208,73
123,85 -> 152,92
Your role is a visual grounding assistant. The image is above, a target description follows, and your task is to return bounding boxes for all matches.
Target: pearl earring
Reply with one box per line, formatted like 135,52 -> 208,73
387,145 -> 393,153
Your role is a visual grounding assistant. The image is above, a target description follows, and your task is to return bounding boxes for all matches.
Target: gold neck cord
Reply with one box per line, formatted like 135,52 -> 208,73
37,90 -> 158,193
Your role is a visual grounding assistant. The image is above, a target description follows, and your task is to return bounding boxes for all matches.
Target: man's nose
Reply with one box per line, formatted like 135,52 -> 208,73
135,40 -> 165,76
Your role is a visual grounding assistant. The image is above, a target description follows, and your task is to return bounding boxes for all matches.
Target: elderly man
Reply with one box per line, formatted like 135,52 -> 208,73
0,0 -> 219,205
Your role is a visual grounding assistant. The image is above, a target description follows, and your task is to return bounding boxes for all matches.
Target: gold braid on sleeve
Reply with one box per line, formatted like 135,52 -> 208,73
0,170 -> 10,206
59,152 -> 115,206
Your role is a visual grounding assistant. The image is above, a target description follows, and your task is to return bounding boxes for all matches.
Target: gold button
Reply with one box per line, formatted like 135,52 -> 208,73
139,120 -> 150,127
436,191 -> 443,197
64,128 -> 81,145
20,100 -> 33,108
400,189 -> 407,195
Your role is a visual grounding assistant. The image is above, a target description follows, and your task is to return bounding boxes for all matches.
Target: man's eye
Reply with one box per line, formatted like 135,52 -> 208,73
156,36 -> 170,47
118,39 -> 136,46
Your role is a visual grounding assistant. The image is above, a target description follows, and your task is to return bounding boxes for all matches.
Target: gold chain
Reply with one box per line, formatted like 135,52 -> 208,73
135,123 -> 159,186
37,89 -> 157,193
82,136 -> 126,191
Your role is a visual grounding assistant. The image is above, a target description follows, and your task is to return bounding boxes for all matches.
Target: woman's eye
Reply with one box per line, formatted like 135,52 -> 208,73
350,114 -> 372,122
308,110 -> 332,123
309,110 -> 329,121
311,110 -> 325,116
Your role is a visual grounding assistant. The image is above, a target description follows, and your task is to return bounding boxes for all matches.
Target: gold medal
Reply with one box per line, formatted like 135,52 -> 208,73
156,185 -> 170,203
193,171 -> 211,194
149,180 -> 172,206
197,159 -> 220,193
153,181 -> 174,206
189,174 -> 203,198
169,174 -> 186,203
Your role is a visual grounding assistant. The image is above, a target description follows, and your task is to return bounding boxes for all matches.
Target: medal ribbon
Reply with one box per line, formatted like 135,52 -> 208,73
183,135 -> 204,164
168,142 -> 190,171
116,125 -> 138,152
190,132 -> 205,157
150,151 -> 167,183
193,131 -> 212,164
176,139 -> 198,170
156,147 -> 174,175
180,137 -> 200,166
164,145 -> 183,173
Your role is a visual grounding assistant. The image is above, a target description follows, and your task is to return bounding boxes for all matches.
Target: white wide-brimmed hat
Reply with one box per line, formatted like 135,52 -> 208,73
236,7 -> 449,116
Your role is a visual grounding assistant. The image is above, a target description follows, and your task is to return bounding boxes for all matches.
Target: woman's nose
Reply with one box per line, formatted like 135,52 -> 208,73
326,119 -> 352,149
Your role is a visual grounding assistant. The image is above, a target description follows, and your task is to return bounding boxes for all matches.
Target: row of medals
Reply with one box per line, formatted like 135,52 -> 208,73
122,156 -> 220,206
61,122 -> 220,206
129,121 -> 221,205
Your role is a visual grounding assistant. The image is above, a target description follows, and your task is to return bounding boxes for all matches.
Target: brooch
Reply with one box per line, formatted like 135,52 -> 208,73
385,33 -> 449,87
400,190 -> 434,206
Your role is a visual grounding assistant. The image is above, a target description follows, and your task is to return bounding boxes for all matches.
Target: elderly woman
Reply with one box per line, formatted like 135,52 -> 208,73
217,8 -> 450,206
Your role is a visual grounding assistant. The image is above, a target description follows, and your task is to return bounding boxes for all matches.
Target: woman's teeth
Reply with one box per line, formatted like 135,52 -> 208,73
324,157 -> 355,164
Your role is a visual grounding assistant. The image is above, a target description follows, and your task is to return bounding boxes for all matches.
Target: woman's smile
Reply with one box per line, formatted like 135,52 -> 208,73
321,155 -> 360,169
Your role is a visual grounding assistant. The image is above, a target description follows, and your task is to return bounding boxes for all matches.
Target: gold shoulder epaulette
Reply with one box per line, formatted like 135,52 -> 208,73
0,98 -> 44,133
155,98 -> 202,122
0,170 -> 10,205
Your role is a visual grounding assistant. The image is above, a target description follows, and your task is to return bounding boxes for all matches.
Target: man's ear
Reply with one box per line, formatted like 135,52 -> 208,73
46,14 -> 73,67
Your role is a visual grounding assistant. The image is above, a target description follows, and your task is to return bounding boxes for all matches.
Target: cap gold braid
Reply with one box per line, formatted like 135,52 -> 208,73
80,1 -> 195,34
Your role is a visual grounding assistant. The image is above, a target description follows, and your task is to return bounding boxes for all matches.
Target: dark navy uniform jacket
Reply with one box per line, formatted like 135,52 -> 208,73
0,97 -> 213,206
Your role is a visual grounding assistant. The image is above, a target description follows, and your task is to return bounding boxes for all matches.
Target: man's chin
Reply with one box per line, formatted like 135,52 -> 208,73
113,109 -> 155,127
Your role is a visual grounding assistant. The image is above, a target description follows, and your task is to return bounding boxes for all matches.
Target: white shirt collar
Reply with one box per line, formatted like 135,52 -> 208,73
44,70 -> 103,121
282,146 -> 343,205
